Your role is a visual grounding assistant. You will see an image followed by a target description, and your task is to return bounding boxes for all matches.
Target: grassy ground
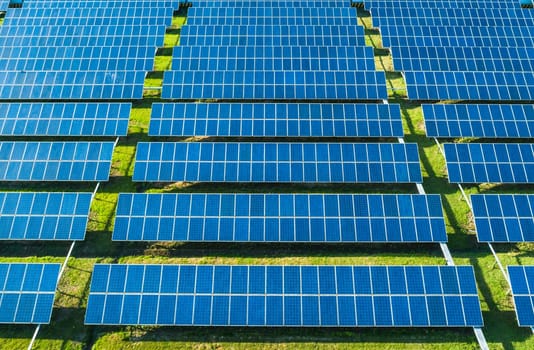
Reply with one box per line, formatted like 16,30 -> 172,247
0,6 -> 533,350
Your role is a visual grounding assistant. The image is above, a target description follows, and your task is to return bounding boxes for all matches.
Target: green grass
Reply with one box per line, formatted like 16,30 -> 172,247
1,6 -> 533,350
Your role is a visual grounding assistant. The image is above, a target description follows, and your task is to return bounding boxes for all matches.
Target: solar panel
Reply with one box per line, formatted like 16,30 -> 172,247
113,193 -> 447,242
0,71 -> 145,100
0,26 -> 166,47
404,71 -> 534,101
391,46 -> 534,72
187,1 -> 349,7
132,142 -> 422,183
0,263 -> 61,324
422,104 -> 534,138
0,0 -> 9,11
148,103 -> 403,137
0,47 -> 155,71
187,8 -> 358,25
171,46 -> 376,71
179,25 -> 366,46
471,194 -> 534,243
443,143 -> 534,184
508,266 -> 534,327
3,9 -> 172,27
161,71 -> 388,100
0,192 -> 92,241
371,8 -> 534,27
0,103 -> 131,136
365,0 -> 520,10
24,0 -> 176,8
85,264 -> 483,327
0,141 -> 115,182
380,26 -> 534,48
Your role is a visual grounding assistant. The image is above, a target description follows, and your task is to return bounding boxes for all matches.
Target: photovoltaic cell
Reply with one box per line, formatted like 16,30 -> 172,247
422,104 -> 534,138
0,263 -> 61,324
148,103 -> 403,137
508,266 -> 534,327
132,142 -> 422,183
404,71 -> 534,101
0,103 -> 131,136
472,194 -> 534,243
112,193 -> 447,242
0,192 -> 92,241
0,141 -> 115,182
85,264 -> 483,327
161,71 -> 388,100
443,143 -> 534,184
0,71 -> 145,100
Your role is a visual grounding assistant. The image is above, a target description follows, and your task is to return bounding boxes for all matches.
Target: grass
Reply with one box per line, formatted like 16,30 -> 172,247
0,5 -> 533,350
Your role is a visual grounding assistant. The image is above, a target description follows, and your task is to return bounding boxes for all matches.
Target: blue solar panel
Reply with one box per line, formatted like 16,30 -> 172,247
405,71 -> 534,101
371,8 -> 534,27
472,194 -> 534,243
508,266 -> 534,327
24,0 -> 176,8
423,104 -> 534,138
392,46 -> 534,72
0,47 -> 156,71
2,7 -> 173,26
132,142 -> 422,183
187,1 -> 349,7
365,0 -> 517,9
113,193 -> 447,242
187,8 -> 358,25
0,103 -> 131,136
444,143 -> 534,184
0,192 -> 92,241
0,263 -> 61,324
0,141 -> 115,182
380,26 -> 534,48
0,0 -> 9,11
179,25 -> 366,46
172,46 -> 376,71
161,71 -> 388,100
148,103 -> 403,137
0,71 -> 145,100
85,264 -> 483,327
0,26 -> 166,47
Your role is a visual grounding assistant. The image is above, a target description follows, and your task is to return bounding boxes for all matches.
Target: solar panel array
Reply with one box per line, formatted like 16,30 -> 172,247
509,266 -> 534,327
149,103 -> 403,137
0,263 -> 61,324
443,143 -> 534,184
132,142 -> 422,183
0,141 -> 115,182
471,194 -> 534,243
0,103 -> 131,136
422,104 -> 534,138
85,264 -> 483,327
112,193 -> 447,242
0,192 -> 92,241
366,1 -> 534,101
